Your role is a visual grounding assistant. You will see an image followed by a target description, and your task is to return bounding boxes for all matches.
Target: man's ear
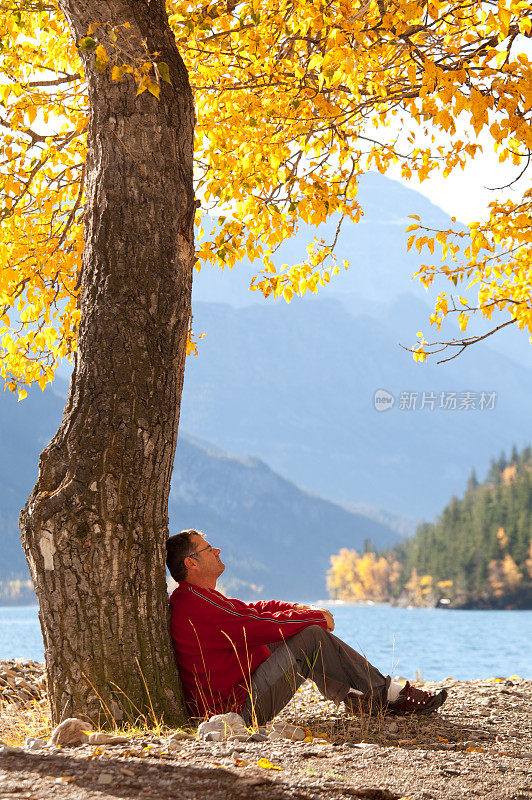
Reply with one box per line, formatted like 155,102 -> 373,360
184,555 -> 196,572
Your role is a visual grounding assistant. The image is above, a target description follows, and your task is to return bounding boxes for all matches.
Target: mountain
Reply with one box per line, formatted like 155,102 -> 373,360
0,381 -> 400,600
171,172 -> 531,518
49,170 -> 532,519
169,437 -> 400,599
191,171 -> 532,370
4,170 -> 532,597
0,382 -> 68,579
191,172 -> 449,309
179,294 -> 532,518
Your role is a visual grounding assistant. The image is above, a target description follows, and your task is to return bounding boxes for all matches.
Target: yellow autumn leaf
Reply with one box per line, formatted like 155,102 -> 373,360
1,0 -> 532,392
94,44 -> 108,72
136,74 -> 149,95
111,65 -> 125,81
147,80 -> 160,99
257,758 -> 281,770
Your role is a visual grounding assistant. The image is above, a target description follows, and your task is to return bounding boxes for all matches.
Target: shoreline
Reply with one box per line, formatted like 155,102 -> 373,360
0,661 -> 530,800
2,599 -> 532,610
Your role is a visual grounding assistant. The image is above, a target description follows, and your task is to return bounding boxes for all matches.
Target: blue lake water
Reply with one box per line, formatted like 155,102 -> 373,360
0,604 -> 530,681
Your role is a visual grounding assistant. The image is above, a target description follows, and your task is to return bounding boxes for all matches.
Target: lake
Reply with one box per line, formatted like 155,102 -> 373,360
0,604 -> 530,681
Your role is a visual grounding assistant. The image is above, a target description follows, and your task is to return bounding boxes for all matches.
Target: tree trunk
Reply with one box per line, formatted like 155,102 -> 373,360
19,0 -> 195,726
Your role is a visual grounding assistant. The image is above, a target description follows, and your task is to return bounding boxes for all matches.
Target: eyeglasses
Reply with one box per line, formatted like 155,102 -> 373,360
188,543 -> 215,560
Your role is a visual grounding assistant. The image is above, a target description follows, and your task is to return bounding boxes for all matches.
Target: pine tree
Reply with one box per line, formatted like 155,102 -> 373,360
388,445 -> 532,608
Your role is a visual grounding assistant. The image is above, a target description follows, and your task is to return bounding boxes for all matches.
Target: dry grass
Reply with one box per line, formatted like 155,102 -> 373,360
281,683 -> 390,745
0,698 -> 53,747
0,696 -> 196,748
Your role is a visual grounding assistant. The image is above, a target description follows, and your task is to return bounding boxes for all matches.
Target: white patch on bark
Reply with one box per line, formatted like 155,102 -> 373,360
141,428 -> 154,456
39,531 -> 56,571
111,546 -> 119,589
104,475 -> 118,513
89,481 -> 98,491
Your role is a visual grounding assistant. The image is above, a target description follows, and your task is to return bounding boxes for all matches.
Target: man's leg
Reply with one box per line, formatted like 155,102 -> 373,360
241,625 -> 389,726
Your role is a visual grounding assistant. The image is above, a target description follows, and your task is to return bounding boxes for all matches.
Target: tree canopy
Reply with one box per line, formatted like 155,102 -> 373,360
1,0 -> 531,394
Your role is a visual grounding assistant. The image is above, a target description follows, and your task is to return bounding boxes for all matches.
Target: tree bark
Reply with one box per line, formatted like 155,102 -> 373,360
19,0 -> 195,726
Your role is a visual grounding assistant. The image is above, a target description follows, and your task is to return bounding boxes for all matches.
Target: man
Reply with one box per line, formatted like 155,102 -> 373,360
166,529 -> 447,724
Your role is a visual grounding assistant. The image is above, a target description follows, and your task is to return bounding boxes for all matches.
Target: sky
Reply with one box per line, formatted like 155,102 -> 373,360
393,143 -> 528,226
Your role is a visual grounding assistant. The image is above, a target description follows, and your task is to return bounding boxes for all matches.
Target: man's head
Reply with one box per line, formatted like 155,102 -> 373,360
166,529 -> 225,588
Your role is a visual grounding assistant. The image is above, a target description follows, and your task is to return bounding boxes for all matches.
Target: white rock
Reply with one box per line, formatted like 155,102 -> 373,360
204,731 -> 223,742
97,773 -> 114,785
25,737 -> 45,751
167,739 -> 183,751
168,730 -> 194,741
48,718 -> 93,746
197,712 -> 248,741
269,723 -> 306,741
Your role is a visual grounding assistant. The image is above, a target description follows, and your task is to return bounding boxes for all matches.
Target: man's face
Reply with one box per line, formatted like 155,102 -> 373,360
186,534 -> 225,582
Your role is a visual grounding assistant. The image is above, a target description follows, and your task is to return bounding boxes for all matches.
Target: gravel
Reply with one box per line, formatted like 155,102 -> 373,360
0,660 -> 530,800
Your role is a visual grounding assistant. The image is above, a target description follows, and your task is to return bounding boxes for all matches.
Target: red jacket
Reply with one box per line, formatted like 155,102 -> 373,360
169,581 -> 328,718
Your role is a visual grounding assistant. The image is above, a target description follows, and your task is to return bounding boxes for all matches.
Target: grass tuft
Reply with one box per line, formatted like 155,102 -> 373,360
0,697 -> 53,747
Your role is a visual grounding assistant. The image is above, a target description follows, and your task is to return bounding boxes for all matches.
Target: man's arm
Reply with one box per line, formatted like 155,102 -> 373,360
186,587 -> 329,648
246,600 -> 335,631
292,604 -> 335,631
318,608 -> 335,631
247,599 -> 301,614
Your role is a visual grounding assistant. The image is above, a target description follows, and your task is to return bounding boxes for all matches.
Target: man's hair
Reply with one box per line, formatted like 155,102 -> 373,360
166,529 -> 204,582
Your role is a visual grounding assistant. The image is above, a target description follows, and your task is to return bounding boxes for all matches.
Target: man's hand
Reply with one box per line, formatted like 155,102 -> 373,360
317,607 -> 335,631
292,603 -> 335,631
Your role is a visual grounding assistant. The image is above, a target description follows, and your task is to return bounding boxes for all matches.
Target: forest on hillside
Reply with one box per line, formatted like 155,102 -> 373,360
328,445 -> 532,609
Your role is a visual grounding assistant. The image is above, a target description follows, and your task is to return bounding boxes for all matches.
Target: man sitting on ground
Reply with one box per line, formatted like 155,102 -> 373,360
166,529 -> 447,724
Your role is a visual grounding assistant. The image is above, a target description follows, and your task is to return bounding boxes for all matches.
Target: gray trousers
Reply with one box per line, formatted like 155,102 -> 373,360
241,625 -> 390,726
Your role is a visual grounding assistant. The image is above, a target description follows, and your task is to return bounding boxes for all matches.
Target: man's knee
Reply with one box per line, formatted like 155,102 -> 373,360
302,624 -> 331,640
287,624 -> 331,650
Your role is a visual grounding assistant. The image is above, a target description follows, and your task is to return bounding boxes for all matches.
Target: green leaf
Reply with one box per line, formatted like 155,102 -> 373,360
156,62 -> 172,85
78,36 -> 97,51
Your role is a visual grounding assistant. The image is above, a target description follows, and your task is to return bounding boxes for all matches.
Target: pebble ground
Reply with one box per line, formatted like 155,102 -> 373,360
1,660 -> 530,800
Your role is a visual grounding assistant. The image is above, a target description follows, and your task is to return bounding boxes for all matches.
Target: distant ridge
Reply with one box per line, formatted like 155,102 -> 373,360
170,436 -> 401,599
0,381 -> 400,601
3,170 -> 532,600
180,296 -> 532,518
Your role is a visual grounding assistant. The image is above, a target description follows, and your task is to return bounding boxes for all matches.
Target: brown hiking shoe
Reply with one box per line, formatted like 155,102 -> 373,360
345,682 -> 448,716
386,681 -> 448,715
